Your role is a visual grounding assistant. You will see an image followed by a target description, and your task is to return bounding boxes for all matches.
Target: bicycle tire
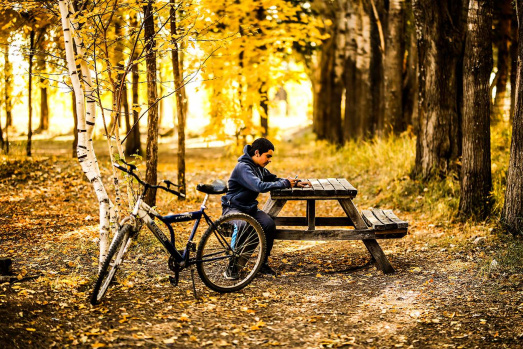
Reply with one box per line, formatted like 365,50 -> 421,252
196,213 -> 266,293
90,224 -> 133,305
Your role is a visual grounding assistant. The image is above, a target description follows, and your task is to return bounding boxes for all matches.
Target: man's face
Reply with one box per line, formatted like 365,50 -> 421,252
252,149 -> 273,168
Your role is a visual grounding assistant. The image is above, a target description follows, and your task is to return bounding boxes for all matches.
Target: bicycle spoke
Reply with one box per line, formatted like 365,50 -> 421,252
196,213 -> 266,293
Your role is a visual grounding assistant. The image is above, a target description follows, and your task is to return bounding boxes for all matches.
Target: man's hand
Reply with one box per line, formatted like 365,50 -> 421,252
287,177 -> 311,188
296,180 -> 311,188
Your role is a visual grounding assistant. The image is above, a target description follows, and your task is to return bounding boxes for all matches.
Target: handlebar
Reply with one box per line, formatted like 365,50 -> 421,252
114,161 -> 186,198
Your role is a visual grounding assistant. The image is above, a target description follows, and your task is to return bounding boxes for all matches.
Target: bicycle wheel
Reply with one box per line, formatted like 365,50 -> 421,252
196,213 -> 266,293
90,224 -> 133,305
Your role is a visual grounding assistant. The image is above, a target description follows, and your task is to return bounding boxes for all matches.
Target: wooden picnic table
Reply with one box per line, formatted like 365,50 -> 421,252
262,178 -> 408,274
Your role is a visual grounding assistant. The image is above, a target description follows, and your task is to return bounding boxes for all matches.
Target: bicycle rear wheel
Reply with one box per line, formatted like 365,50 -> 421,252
196,213 -> 266,293
90,224 -> 133,305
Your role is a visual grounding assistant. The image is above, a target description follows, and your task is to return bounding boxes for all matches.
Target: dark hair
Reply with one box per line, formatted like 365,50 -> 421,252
248,138 -> 274,156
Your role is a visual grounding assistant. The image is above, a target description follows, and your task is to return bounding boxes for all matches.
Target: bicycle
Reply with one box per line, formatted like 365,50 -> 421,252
90,160 -> 266,305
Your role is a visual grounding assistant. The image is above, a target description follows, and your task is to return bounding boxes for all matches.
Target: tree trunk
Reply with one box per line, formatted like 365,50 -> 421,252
144,0 -> 159,206
413,0 -> 467,178
259,83 -> 268,137
4,48 -> 12,128
170,0 -> 186,198
27,29 -> 35,157
502,0 -> 523,236
403,0 -> 418,132
510,9 -> 518,123
344,0 -> 373,140
492,0 -> 512,122
39,81 -> 49,132
72,90 -> 78,158
123,81 -> 130,137
383,0 -> 405,134
314,0 -> 345,144
459,0 -> 493,219
37,47 -> 49,132
59,0 -> 112,263
369,0 -> 385,137
125,14 -> 142,156
0,107 -> 3,152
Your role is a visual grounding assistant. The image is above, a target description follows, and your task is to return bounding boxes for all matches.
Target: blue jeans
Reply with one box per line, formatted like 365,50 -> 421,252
222,206 -> 276,264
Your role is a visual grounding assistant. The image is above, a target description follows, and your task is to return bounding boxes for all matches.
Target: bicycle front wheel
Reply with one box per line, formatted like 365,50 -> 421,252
196,213 -> 266,293
90,224 -> 133,305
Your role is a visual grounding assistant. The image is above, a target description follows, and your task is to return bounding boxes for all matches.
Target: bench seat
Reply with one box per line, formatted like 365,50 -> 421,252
362,209 -> 408,233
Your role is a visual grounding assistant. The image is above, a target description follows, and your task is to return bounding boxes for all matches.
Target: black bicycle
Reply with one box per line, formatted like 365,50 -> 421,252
90,161 -> 266,305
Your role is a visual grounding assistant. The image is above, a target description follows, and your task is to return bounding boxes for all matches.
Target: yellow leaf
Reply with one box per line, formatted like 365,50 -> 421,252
26,328 -> 36,332
91,343 -> 106,348
179,313 -> 189,322
250,320 -> 265,330
163,336 -> 177,344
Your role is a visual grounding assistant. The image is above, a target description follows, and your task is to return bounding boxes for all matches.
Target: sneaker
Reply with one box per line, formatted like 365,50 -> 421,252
223,265 -> 239,280
258,263 -> 277,276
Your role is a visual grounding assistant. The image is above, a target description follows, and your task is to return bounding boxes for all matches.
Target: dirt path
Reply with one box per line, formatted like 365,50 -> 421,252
1,157 -> 522,348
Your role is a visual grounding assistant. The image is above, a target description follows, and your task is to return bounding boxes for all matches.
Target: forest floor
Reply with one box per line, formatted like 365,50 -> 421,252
1,140 -> 523,348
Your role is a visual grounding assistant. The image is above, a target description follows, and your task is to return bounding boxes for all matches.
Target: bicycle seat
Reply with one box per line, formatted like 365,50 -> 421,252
197,180 -> 228,195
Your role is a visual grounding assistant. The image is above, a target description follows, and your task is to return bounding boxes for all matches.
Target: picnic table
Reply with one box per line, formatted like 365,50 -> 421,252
262,178 -> 408,274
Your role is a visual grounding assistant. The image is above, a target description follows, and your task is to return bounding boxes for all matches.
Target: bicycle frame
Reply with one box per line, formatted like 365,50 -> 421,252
113,161 -> 235,270
133,193 -> 215,265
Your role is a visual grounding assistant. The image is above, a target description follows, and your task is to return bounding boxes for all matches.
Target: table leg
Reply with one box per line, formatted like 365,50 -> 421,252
362,240 -> 395,274
307,200 -> 315,230
262,198 -> 287,218
338,199 -> 395,274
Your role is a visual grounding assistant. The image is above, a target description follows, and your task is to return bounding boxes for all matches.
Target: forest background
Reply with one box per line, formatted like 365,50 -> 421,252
1,0 -> 523,348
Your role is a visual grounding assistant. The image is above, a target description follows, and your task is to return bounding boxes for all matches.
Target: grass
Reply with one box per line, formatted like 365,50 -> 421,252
272,121 -> 512,225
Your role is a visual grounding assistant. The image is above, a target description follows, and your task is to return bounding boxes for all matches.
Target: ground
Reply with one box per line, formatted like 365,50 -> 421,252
1,143 -> 522,348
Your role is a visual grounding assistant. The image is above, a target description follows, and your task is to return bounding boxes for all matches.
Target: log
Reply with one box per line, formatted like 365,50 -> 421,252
0,258 -> 12,275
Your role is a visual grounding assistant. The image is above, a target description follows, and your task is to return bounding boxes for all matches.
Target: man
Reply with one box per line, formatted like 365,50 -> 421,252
222,138 -> 309,276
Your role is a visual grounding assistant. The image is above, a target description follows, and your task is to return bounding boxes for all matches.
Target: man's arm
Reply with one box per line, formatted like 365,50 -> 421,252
235,163 -> 290,193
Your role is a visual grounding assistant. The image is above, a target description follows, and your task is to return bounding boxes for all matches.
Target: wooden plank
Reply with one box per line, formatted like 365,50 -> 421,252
318,179 -> 336,195
274,229 -> 407,241
272,187 -> 293,197
372,209 -> 396,225
370,209 -> 397,230
327,178 -> 347,195
362,209 -> 386,230
337,178 -> 358,196
309,179 -> 327,195
339,199 -> 368,229
262,198 -> 287,217
375,228 -> 407,236
269,194 -> 358,200
362,239 -> 395,274
275,229 -> 376,240
307,200 -> 315,230
301,180 -> 315,193
383,209 -> 408,229
274,217 -> 353,226
295,179 -> 315,196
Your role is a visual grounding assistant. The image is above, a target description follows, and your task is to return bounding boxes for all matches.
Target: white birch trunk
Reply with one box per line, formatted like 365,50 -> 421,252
59,0 -> 111,264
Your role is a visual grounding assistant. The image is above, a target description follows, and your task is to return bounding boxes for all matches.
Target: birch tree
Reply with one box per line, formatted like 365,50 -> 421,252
58,0 -> 113,262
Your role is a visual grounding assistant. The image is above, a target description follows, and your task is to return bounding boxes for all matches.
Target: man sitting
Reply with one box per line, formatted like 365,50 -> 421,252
221,138 -> 309,277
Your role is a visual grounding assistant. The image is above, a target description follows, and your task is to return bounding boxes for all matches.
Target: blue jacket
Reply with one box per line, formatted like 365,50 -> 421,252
222,145 -> 291,213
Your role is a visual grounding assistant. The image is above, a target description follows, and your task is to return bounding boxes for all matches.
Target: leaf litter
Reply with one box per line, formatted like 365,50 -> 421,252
0,156 -> 522,348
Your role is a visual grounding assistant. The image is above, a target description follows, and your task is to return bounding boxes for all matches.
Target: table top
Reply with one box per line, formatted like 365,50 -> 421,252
270,178 -> 357,199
